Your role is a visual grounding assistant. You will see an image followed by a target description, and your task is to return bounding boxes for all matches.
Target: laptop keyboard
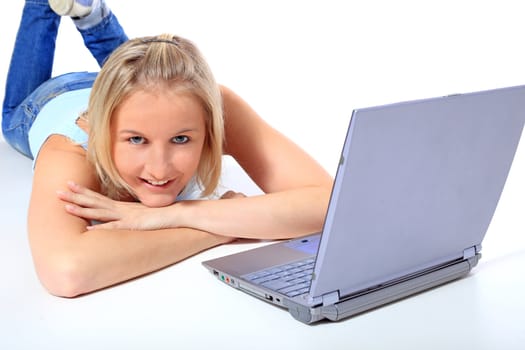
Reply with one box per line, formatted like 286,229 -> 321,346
242,258 -> 315,297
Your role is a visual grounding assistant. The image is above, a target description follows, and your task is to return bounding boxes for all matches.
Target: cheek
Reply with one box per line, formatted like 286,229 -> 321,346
192,140 -> 207,168
172,141 -> 206,176
177,147 -> 204,172
112,145 -> 139,178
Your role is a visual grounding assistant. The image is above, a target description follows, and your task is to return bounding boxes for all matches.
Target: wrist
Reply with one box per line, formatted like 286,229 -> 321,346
171,200 -> 195,229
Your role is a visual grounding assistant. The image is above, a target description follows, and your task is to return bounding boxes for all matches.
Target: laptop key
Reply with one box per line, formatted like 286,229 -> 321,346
261,279 -> 293,291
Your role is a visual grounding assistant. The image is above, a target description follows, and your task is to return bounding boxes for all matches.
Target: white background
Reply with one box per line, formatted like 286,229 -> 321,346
1,1 -> 524,349
2,0 -> 525,174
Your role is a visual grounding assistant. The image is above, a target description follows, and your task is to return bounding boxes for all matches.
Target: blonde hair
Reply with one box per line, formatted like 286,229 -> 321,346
86,34 -> 223,200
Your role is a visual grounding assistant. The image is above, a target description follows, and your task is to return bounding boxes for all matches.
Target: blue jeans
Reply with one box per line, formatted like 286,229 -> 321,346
2,0 -> 128,158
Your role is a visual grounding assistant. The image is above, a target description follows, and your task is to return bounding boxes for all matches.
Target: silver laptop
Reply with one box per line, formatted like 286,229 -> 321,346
202,85 -> 525,324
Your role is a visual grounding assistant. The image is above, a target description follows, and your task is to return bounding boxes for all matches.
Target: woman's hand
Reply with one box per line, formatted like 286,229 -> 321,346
56,182 -> 247,231
219,190 -> 247,200
57,181 -> 172,231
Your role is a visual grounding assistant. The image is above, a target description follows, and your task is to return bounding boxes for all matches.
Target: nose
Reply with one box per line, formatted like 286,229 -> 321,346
144,145 -> 174,180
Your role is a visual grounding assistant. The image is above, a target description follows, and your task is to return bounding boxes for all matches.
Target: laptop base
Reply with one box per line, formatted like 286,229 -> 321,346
284,254 -> 480,324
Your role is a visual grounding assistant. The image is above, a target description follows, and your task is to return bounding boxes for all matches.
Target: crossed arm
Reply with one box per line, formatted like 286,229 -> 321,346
28,86 -> 333,297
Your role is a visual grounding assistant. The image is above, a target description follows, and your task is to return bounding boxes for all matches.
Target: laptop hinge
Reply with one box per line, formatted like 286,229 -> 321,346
322,290 -> 340,306
463,246 -> 477,259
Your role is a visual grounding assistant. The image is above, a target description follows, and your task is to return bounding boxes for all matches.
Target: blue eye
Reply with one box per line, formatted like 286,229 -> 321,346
129,136 -> 145,145
173,135 -> 189,144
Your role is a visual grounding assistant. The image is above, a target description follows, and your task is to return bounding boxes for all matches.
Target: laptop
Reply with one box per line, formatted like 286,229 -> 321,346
202,85 -> 525,324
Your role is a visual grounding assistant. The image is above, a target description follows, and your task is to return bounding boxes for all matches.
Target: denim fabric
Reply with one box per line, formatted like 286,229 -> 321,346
2,0 -> 127,158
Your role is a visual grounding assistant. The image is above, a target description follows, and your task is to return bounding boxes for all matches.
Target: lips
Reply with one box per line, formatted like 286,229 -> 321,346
145,179 -> 169,186
135,178 -> 180,207
139,177 -> 175,191
134,174 -> 185,202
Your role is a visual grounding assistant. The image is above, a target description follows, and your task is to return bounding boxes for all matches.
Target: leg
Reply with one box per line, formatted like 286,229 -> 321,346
77,5 -> 129,66
2,70 -> 97,158
50,0 -> 129,66
2,0 -> 61,156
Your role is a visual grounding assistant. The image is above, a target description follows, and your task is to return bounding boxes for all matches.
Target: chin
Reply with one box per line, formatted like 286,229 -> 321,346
138,196 -> 176,208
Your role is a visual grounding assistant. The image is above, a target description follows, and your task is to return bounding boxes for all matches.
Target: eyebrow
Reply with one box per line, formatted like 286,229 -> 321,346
118,128 -> 198,135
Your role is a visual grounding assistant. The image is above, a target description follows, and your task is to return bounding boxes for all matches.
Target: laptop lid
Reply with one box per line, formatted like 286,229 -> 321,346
309,85 -> 525,301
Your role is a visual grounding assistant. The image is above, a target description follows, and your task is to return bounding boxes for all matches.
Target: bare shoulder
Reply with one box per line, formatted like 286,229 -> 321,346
28,135 -> 99,268
32,134 -> 99,192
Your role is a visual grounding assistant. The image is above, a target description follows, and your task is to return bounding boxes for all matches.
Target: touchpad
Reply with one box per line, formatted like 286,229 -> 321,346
283,235 -> 320,255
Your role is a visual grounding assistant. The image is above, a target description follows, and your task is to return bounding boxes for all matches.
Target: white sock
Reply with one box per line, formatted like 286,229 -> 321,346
73,0 -> 109,30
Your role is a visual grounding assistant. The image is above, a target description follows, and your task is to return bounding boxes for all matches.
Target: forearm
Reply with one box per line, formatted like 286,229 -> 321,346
33,227 -> 228,297
176,186 -> 332,239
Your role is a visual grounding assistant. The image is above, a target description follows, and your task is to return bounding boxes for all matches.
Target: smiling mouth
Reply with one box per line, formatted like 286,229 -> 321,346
144,179 -> 170,186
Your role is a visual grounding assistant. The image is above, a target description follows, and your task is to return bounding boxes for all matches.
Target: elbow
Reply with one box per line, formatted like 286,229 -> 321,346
34,254 -> 92,298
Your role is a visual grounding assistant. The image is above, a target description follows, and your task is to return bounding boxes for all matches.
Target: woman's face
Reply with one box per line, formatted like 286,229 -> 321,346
111,89 -> 206,207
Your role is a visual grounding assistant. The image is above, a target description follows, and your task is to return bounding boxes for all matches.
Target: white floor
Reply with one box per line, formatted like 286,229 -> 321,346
1,1 -> 524,349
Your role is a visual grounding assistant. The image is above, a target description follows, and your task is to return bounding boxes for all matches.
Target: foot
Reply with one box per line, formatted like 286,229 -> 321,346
48,0 -> 93,18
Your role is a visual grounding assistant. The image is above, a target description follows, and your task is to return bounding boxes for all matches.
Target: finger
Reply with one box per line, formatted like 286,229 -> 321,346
58,190 -> 107,209
60,183 -> 116,209
220,191 -> 247,199
87,220 -> 142,231
86,221 -> 118,231
64,204 -> 121,222
220,190 -> 237,199
67,181 -> 89,194
67,181 -> 106,199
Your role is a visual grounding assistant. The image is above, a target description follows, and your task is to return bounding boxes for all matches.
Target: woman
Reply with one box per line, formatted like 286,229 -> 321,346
2,0 -> 333,297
